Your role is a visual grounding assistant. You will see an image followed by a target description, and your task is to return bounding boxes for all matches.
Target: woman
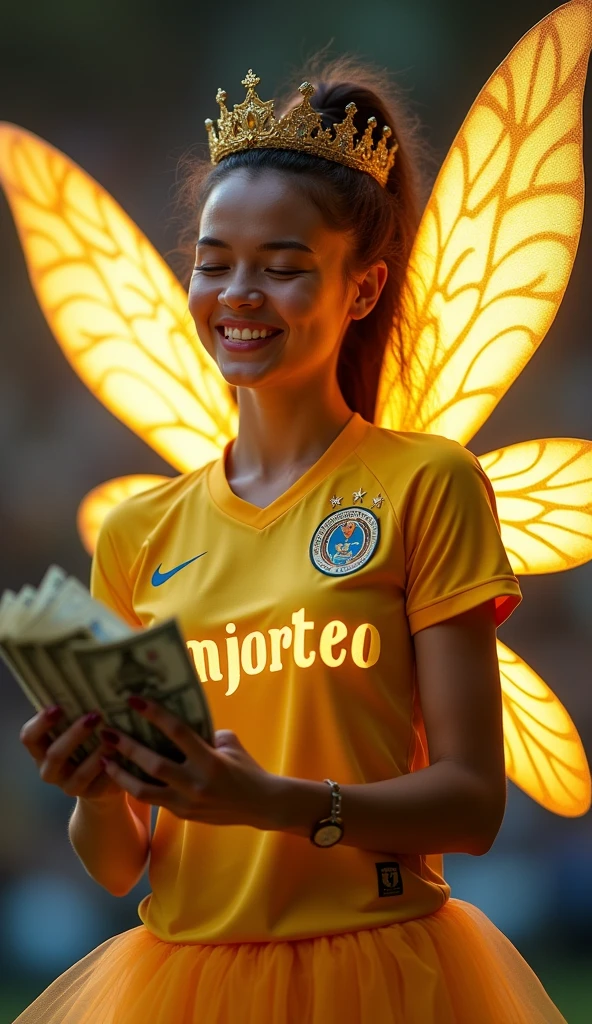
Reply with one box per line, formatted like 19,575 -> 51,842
15,58 -> 569,1024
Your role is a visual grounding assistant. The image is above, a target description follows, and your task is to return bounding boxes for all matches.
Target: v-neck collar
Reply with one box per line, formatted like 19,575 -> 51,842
207,412 -> 370,529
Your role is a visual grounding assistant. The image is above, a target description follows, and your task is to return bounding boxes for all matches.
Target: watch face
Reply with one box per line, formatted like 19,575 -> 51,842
313,823 -> 343,847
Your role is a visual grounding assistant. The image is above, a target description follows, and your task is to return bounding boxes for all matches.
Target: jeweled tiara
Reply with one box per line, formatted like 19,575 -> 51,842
205,69 -> 398,187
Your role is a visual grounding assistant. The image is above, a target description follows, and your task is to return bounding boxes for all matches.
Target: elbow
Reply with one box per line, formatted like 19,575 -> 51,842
454,770 -> 506,856
107,884 -> 135,898
106,869 -> 147,898
102,853 -> 151,898
469,831 -> 498,857
467,789 -> 506,856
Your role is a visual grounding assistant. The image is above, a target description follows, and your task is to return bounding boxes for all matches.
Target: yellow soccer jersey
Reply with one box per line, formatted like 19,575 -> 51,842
90,412 -> 522,944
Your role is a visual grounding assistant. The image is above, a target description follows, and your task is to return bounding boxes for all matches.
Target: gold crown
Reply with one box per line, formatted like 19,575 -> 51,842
205,70 -> 398,188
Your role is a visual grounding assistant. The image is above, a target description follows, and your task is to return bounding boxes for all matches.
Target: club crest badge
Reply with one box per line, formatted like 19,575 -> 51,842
310,507 -> 380,576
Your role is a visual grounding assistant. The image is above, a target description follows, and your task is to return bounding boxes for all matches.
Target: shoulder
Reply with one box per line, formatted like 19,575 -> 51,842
356,422 -> 480,492
97,464 -> 211,551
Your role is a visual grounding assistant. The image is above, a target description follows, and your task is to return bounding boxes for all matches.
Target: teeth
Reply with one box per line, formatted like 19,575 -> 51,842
223,326 -> 271,340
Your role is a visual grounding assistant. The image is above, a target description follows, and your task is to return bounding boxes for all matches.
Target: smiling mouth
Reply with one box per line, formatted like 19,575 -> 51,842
217,326 -> 283,341
216,325 -> 284,352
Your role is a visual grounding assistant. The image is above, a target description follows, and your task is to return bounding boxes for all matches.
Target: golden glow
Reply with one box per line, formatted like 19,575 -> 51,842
77,474 -> 171,554
269,626 -> 294,670
0,3 -> 591,817
0,123 -> 238,473
186,639 -> 223,684
319,620 -> 348,667
350,623 -> 381,668
498,638 -> 591,816
376,0 -> 592,445
186,612 -> 382,696
241,631 -> 267,675
479,439 -> 592,573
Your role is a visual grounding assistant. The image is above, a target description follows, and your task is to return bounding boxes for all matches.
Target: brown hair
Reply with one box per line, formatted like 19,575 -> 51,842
173,55 -> 430,422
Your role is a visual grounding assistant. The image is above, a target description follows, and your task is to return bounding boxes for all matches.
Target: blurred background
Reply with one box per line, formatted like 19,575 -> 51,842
0,0 -> 591,1020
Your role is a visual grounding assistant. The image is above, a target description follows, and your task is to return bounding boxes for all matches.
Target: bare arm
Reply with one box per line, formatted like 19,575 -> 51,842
69,792 -> 152,897
19,704 -> 153,897
271,601 -> 506,855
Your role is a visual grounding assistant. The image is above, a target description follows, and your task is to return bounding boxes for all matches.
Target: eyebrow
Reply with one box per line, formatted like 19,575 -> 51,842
197,236 -> 315,254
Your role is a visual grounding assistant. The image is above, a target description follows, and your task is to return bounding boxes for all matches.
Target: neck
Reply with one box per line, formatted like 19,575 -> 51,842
230,374 -> 353,482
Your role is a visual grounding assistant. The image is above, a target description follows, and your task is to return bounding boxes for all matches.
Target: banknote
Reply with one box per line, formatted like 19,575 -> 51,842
43,631 -> 107,712
14,639 -> 99,765
3,567 -> 215,782
69,619 -> 215,783
17,576 -> 133,644
0,586 -> 37,640
20,565 -> 67,625
0,635 -> 96,765
0,591 -> 16,634
0,640 -> 49,713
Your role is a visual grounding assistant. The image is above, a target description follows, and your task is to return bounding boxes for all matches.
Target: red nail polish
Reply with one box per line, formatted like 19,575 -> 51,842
127,695 -> 147,711
100,757 -> 112,770
83,711 -> 102,727
100,729 -> 120,745
46,705 -> 63,720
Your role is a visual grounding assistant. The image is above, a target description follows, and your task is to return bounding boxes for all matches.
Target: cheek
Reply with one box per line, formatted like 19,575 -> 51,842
188,274 -> 213,322
188,275 -> 217,349
279,276 -> 332,325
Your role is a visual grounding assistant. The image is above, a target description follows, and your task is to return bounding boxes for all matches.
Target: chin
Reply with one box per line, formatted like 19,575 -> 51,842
216,355 -> 278,390
214,340 -> 287,389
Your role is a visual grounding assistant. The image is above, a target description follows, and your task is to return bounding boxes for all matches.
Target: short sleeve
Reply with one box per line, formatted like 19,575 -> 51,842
403,441 -> 522,635
90,509 -> 143,629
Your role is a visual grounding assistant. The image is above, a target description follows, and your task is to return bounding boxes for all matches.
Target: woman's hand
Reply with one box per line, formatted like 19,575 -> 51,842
20,706 -> 124,804
99,696 -> 279,829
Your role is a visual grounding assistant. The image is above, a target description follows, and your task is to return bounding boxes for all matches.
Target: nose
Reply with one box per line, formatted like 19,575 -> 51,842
218,271 -> 264,310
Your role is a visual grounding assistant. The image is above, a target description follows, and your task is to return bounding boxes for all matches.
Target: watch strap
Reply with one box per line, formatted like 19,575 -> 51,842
323,778 -> 342,822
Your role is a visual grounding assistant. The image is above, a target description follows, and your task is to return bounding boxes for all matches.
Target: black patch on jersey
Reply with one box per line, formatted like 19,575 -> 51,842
376,861 -> 403,897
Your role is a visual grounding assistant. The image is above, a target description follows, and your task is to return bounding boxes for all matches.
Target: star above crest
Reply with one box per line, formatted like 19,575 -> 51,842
352,487 -> 366,503
329,494 -> 343,508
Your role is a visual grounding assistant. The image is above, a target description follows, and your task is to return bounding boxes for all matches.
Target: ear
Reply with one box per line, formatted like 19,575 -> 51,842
347,261 -> 388,321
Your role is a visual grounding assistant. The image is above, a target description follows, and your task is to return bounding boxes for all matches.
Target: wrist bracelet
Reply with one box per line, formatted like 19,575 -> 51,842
323,778 -> 342,821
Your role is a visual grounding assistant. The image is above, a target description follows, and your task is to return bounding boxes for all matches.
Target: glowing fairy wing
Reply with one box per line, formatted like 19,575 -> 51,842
479,438 -> 592,573
77,475 -> 171,555
498,639 -> 590,815
377,0 -> 592,444
0,123 -> 237,472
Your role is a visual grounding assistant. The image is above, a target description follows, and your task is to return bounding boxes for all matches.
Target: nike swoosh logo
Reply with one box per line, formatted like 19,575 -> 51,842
151,552 -> 207,587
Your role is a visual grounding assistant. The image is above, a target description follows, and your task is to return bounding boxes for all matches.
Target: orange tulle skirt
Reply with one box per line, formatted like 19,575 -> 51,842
12,898 -> 566,1024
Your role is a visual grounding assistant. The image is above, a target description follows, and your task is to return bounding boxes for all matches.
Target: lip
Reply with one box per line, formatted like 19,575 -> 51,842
215,323 -> 284,353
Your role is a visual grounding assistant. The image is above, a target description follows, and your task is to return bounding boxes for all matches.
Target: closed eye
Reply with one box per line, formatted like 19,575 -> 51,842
194,266 -> 309,276
266,268 -> 309,276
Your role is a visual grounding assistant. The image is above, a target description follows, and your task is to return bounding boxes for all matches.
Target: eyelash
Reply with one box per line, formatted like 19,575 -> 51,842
194,266 -> 304,277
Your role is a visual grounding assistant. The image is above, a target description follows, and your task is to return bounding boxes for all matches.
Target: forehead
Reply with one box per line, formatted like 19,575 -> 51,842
199,168 -> 328,244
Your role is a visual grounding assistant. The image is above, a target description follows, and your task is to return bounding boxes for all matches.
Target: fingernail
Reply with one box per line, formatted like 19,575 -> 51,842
46,705 -> 63,720
100,757 -> 112,770
83,712 -> 102,728
127,695 -> 147,711
100,729 -> 120,745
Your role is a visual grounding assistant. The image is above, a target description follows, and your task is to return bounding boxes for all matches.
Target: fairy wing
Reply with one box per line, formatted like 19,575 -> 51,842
0,122 -> 237,473
376,0 -> 592,445
479,438 -> 592,574
485,436 -> 592,813
498,639 -> 590,816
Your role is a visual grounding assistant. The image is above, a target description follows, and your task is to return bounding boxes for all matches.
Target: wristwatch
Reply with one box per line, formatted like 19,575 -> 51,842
310,778 -> 344,847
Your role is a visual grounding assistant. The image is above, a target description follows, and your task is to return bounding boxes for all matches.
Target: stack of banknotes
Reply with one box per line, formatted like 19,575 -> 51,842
0,566 -> 214,782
